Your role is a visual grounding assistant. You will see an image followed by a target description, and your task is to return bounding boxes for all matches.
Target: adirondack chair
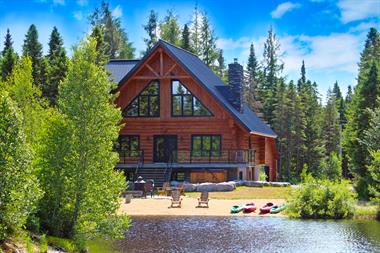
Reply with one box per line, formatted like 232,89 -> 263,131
144,180 -> 154,198
170,190 -> 182,208
157,182 -> 170,196
197,191 -> 209,207
178,182 -> 185,196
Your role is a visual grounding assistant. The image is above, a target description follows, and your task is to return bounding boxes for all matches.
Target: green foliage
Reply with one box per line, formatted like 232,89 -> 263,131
37,37 -> 128,241
45,26 -> 68,106
190,4 -> 202,55
323,88 -> 341,155
22,24 -> 47,89
199,13 -> 218,69
181,24 -> 192,52
216,49 -> 226,81
47,236 -> 77,252
89,0 -> 135,59
1,29 -> 17,81
39,234 -> 48,253
320,152 -> 342,180
0,91 -> 41,240
143,10 -> 158,53
160,9 -> 181,46
286,172 -> 356,219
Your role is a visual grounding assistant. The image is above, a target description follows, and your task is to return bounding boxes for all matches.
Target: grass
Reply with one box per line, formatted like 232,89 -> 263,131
87,239 -> 119,253
186,186 -> 291,199
354,204 -> 379,220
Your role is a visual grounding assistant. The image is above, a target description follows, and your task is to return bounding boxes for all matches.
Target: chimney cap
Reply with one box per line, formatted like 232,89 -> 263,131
233,58 -> 238,64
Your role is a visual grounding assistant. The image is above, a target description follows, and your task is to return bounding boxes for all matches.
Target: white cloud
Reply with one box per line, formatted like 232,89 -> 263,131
53,0 -> 64,5
112,5 -> 122,18
76,0 -> 87,6
349,20 -> 380,32
271,2 -> 301,19
338,0 -> 380,23
73,11 -> 83,21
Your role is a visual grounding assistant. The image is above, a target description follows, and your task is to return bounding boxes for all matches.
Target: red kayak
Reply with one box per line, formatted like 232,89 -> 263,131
259,202 -> 274,213
243,203 -> 256,213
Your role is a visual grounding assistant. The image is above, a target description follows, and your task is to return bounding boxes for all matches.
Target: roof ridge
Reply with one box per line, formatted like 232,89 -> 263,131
108,59 -> 140,62
158,39 -> 199,57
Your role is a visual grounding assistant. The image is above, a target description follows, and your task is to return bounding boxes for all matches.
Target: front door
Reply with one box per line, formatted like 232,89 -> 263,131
153,135 -> 177,162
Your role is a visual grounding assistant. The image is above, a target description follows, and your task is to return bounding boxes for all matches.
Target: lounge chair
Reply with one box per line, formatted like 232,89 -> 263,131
178,182 -> 185,196
156,182 -> 170,196
144,180 -> 154,198
197,191 -> 209,207
171,190 -> 182,208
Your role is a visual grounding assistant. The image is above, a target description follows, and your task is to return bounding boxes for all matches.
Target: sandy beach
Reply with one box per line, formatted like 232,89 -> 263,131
118,197 -> 286,217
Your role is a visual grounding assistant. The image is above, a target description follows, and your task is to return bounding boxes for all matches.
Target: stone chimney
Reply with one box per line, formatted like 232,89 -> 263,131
228,58 -> 244,113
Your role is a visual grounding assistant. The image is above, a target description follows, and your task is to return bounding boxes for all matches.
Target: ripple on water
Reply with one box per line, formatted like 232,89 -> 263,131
116,216 -> 380,253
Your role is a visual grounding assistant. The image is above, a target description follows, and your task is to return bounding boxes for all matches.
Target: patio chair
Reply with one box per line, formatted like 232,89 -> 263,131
197,191 -> 209,208
178,182 -> 185,196
144,180 -> 154,198
156,182 -> 170,196
170,190 -> 182,208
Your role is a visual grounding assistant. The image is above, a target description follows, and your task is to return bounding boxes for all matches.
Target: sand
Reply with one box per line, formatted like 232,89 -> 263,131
118,196 -> 286,217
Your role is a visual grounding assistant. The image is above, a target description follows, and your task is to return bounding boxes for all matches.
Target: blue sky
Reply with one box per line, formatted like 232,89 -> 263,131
0,0 -> 379,98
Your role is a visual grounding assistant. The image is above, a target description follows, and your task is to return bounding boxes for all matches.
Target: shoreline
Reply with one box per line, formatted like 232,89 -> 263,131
118,197 -> 287,217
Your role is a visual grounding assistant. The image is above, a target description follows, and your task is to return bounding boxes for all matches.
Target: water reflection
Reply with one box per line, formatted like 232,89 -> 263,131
116,216 -> 380,253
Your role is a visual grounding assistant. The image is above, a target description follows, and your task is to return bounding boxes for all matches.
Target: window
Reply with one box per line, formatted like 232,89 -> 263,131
171,80 -> 212,116
123,80 -> 160,117
191,135 -> 221,157
116,135 -> 140,157
172,172 -> 185,181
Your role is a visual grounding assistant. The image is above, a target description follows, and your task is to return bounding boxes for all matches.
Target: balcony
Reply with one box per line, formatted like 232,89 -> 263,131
117,149 -> 255,168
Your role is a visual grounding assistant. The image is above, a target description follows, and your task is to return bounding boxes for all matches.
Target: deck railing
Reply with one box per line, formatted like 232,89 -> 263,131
117,149 -> 255,166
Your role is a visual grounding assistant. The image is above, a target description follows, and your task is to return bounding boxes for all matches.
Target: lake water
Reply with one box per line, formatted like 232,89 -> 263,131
116,216 -> 380,253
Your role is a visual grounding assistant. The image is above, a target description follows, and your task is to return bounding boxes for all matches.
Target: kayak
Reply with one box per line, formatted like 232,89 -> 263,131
259,202 -> 274,214
243,203 -> 256,213
270,204 -> 286,214
231,205 -> 244,213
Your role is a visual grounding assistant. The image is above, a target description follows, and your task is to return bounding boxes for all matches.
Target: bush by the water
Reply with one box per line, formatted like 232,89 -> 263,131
286,171 -> 356,219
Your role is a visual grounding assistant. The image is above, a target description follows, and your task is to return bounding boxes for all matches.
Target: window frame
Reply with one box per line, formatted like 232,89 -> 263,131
170,79 -> 213,117
123,80 -> 160,118
117,135 -> 140,157
191,134 -> 222,157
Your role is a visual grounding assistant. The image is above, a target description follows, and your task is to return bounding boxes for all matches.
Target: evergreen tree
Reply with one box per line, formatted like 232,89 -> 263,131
199,13 -> 218,68
22,24 -> 46,88
244,43 -> 262,115
323,88 -> 341,156
260,26 -> 283,124
90,0 -> 135,59
181,24 -> 192,52
90,25 -> 109,64
332,81 -> 346,124
143,10 -> 158,53
190,4 -> 202,56
1,29 -> 17,81
247,43 -> 260,83
0,91 -> 41,240
344,28 -> 380,199
345,85 -> 353,104
45,27 -> 68,106
297,60 -> 306,91
38,37 -> 129,241
216,49 -> 226,81
159,9 -> 181,46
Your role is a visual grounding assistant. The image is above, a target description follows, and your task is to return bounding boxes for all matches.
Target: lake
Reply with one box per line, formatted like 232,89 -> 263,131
115,216 -> 380,253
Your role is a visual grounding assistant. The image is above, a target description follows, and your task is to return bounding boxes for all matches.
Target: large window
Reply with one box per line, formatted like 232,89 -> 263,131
116,135 -> 140,157
171,80 -> 212,117
191,135 -> 221,157
123,80 -> 160,117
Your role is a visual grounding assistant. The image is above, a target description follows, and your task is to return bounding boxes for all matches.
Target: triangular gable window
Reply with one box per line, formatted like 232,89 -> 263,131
171,80 -> 212,116
123,80 -> 160,117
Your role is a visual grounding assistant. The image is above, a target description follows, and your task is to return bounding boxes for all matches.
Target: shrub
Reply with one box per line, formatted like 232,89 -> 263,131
319,152 -> 342,180
286,172 -> 356,219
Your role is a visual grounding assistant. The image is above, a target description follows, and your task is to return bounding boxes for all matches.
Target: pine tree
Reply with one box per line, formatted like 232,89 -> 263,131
1,29 -> 17,81
297,60 -> 306,91
22,24 -> 47,89
90,0 -> 135,59
190,4 -> 202,56
143,10 -> 158,54
260,26 -> 283,124
90,25 -> 109,64
199,13 -> 218,68
216,49 -> 226,80
344,28 -> 380,199
38,37 -> 129,240
323,88 -> 341,156
247,43 -> 260,83
245,43 -> 262,115
332,81 -> 346,124
159,9 -> 181,46
345,85 -> 353,104
181,24 -> 192,52
0,91 -> 41,240
45,27 -> 68,106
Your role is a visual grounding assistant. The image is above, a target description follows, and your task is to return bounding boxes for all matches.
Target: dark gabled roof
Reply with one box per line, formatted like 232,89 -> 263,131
106,39 -> 277,138
105,59 -> 139,83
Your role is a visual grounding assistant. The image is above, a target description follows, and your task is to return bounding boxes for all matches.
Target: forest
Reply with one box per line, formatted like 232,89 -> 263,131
0,0 -> 379,250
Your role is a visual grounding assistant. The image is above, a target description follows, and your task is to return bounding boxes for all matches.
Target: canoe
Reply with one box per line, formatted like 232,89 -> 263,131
270,204 -> 286,214
231,205 -> 244,213
259,202 -> 274,214
243,203 -> 256,213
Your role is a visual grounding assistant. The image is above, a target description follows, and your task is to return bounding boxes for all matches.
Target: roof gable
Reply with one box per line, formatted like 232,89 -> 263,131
106,40 -> 277,138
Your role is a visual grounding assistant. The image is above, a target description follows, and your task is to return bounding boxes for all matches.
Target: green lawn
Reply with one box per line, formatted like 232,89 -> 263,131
186,186 -> 291,199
